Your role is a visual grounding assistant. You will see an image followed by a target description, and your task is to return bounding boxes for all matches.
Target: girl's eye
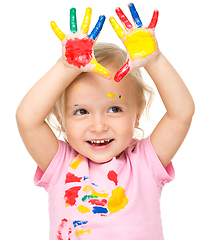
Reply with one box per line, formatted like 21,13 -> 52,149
108,106 -> 122,113
74,109 -> 88,115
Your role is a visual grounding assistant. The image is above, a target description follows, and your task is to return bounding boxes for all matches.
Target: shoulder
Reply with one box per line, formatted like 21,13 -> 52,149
126,136 -> 151,154
34,140 -> 76,189
125,136 -> 175,184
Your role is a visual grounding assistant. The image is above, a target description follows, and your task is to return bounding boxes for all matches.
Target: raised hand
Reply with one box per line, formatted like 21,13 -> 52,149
110,3 -> 159,82
50,8 -> 111,79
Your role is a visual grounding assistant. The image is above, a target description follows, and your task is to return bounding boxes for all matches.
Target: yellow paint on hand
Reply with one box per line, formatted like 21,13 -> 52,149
110,17 -> 125,39
91,59 -> 110,78
81,7 -> 92,34
75,229 -> 91,236
76,85 -> 80,87
107,93 -> 116,98
65,203 -> 69,208
50,21 -> 66,41
123,28 -> 156,60
69,155 -> 83,170
108,186 -> 129,213
77,205 -> 91,213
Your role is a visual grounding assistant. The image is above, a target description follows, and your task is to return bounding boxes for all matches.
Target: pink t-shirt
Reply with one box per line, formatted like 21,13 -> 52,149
34,136 -> 175,240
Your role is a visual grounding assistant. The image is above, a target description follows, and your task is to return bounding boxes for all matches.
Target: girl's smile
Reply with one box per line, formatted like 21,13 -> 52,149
86,139 -> 114,148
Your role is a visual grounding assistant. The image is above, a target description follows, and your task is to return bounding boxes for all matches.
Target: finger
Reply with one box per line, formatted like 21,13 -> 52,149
114,59 -> 130,82
128,3 -> 143,28
91,59 -> 111,79
147,10 -> 159,29
81,7 -> 92,34
115,7 -> 133,30
88,15 -> 106,40
50,21 -> 66,41
70,8 -> 77,33
109,17 -> 126,39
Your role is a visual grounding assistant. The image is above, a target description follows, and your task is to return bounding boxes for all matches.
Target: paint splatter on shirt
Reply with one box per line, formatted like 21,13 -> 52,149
34,137 -> 175,239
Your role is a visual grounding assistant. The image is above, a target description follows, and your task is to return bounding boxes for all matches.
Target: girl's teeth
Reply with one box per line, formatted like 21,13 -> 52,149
89,139 -> 111,144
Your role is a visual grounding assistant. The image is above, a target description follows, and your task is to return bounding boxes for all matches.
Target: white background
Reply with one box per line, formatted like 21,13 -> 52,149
1,0 -> 209,239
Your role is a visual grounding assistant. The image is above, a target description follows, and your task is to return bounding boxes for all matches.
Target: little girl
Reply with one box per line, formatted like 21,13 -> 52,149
16,4 -> 194,240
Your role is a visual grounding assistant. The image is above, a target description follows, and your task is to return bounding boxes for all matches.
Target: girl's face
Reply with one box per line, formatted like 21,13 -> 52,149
65,72 -> 142,163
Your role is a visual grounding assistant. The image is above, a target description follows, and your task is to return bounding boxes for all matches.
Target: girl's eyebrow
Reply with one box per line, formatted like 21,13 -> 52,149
66,104 -> 80,111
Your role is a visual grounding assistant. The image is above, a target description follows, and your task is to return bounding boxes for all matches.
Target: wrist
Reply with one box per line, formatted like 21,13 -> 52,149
57,58 -> 82,78
144,50 -> 163,71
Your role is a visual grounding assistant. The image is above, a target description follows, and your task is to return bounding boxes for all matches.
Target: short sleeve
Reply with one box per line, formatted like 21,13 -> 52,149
34,140 -> 71,191
134,136 -> 175,186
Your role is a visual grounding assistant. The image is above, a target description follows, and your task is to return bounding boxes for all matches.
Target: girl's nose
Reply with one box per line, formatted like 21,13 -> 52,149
89,116 -> 108,132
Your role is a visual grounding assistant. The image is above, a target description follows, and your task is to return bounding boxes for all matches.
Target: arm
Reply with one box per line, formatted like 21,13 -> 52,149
16,7 -> 110,172
110,3 -> 195,167
146,54 -> 195,167
16,61 -> 80,172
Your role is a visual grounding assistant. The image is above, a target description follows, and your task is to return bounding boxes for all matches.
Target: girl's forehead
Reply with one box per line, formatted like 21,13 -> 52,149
66,72 -> 138,108
68,72 -> 131,92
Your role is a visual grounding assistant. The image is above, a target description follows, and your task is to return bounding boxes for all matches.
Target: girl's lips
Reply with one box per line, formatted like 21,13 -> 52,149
86,139 -> 114,150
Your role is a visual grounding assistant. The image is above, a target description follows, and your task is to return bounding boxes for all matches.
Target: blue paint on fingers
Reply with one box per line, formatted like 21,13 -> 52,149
88,15 -> 106,40
129,3 -> 143,28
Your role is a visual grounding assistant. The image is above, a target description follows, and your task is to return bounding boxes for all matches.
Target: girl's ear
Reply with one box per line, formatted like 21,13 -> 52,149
53,110 -> 65,132
135,101 -> 146,128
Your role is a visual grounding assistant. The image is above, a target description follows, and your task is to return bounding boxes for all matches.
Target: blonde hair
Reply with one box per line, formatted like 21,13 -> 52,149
46,42 -> 154,142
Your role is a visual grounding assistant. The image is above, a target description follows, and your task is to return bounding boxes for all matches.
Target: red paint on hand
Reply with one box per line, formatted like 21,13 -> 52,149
65,37 -> 94,68
147,10 -> 159,29
115,7 -> 133,29
65,173 -> 82,184
107,170 -> 118,185
114,59 -> 130,82
64,186 -> 81,206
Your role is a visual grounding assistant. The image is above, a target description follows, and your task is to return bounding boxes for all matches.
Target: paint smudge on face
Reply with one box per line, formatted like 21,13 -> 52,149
88,199 -> 107,206
114,59 -> 130,82
71,104 -> 79,108
107,93 -> 116,98
124,28 -> 156,60
57,218 -> 72,240
75,229 -> 91,236
64,186 -> 81,207
107,170 -> 118,186
92,206 -> 108,214
77,205 -> 91,213
73,220 -> 88,228
108,186 -> 129,213
107,93 -> 124,99
65,37 -> 94,68
65,173 -> 82,184
69,155 -> 83,170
